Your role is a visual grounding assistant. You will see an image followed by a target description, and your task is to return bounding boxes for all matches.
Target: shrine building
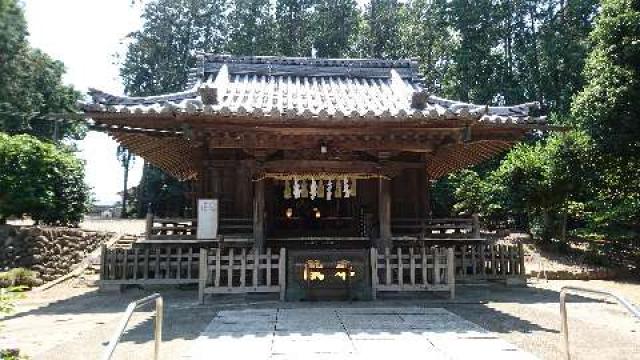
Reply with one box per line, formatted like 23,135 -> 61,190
84,55 -> 546,301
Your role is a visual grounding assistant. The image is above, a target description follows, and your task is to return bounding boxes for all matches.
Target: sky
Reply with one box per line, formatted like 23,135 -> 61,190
23,0 -> 146,205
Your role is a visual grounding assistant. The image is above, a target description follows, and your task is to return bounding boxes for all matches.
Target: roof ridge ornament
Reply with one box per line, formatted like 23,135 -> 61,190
198,64 -> 230,105
411,89 -> 429,109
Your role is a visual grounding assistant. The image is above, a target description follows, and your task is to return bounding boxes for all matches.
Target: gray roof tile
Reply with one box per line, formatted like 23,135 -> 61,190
84,54 -> 545,125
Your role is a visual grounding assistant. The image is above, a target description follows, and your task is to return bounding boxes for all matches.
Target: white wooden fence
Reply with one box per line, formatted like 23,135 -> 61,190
370,247 -> 455,299
198,247 -> 286,303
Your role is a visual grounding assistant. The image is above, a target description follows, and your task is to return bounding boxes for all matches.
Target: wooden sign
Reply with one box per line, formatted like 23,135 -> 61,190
197,199 -> 218,239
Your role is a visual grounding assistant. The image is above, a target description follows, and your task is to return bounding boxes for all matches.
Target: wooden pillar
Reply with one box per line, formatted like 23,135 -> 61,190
253,179 -> 265,251
145,209 -> 153,237
422,154 -> 432,219
472,213 -> 481,239
378,177 -> 392,249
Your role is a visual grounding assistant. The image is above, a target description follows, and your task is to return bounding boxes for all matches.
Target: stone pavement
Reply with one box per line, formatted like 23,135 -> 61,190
185,307 -> 537,360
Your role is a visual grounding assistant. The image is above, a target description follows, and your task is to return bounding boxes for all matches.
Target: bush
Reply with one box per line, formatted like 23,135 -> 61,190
0,348 -> 29,360
0,286 -> 25,315
0,134 -> 90,225
0,268 -> 41,288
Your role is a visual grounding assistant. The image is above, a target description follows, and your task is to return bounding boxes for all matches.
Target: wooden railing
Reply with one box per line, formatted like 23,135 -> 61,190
198,247 -> 286,303
100,245 -> 199,285
391,215 -> 481,240
370,247 -> 455,299
145,215 -> 253,241
99,242 -> 524,292
455,243 -> 525,281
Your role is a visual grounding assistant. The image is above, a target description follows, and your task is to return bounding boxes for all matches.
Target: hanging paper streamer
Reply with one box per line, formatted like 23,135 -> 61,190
335,179 -> 342,198
343,177 -> 350,198
310,178 -> 318,200
284,180 -> 292,199
293,178 -> 301,199
282,176 -> 360,201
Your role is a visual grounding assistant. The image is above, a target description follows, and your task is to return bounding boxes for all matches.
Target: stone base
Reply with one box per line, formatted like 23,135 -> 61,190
505,277 -> 527,287
98,283 -> 123,293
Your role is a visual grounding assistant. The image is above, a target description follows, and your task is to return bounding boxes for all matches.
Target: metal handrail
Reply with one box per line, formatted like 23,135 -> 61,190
560,286 -> 640,360
102,293 -> 163,360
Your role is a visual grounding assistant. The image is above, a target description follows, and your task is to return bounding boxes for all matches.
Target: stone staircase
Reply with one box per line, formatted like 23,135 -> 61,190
110,234 -> 138,249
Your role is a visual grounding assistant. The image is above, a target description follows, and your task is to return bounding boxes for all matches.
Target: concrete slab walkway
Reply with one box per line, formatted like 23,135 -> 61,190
185,307 -> 537,360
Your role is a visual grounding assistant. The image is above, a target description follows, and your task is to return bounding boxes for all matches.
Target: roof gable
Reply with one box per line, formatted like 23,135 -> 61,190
84,54 -> 545,126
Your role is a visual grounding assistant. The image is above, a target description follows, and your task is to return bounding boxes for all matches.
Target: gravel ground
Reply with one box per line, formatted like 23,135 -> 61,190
1,279 -> 639,360
7,218 -> 146,236
79,219 -> 146,235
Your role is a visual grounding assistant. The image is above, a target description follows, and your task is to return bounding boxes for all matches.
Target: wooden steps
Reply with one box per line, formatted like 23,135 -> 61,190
110,234 -> 138,249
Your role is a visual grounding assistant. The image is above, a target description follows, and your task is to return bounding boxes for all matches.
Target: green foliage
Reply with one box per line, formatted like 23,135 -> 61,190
309,0 -> 359,58
0,348 -> 29,360
274,0 -> 314,56
445,131 -> 593,238
572,0 -> 640,156
0,0 -> 83,141
120,0 -> 229,96
227,0 -> 276,55
0,286 -> 25,315
570,0 -> 640,234
134,164 -> 190,218
400,0 -> 451,93
0,268 -> 40,288
0,134 -> 90,225
449,170 -> 487,216
360,0 -> 405,59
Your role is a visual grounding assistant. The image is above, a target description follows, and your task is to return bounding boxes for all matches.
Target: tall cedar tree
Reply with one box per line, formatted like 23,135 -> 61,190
227,0 -> 276,55
274,0 -> 314,56
121,0 -> 229,96
310,0 -> 359,57
363,0 -> 405,59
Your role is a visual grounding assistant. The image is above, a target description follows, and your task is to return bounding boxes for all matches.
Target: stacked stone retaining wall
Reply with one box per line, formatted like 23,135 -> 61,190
0,225 -> 112,282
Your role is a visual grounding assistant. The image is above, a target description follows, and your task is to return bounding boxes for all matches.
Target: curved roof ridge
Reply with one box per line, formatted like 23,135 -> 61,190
88,85 -> 200,105
427,95 -> 540,116
195,53 -> 419,68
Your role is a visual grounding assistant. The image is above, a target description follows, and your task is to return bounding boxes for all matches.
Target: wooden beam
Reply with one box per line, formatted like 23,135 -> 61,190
262,159 -> 381,173
206,132 -> 452,152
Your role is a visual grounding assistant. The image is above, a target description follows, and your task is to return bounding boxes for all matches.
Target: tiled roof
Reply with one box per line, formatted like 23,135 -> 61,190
84,55 -> 545,126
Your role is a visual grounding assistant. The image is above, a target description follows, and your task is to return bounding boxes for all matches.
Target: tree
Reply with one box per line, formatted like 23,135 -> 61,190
227,0 -> 276,55
401,0 -> 452,93
135,163 -> 191,218
117,145 -> 135,218
361,0 -> 405,59
0,134 -> 90,225
274,0 -> 314,56
572,0 -> 640,157
120,0 -> 229,96
0,0 -> 83,141
309,0 -> 359,58
571,0 -> 640,230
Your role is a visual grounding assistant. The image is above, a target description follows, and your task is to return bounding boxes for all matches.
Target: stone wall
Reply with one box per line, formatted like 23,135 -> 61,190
0,226 -> 112,282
